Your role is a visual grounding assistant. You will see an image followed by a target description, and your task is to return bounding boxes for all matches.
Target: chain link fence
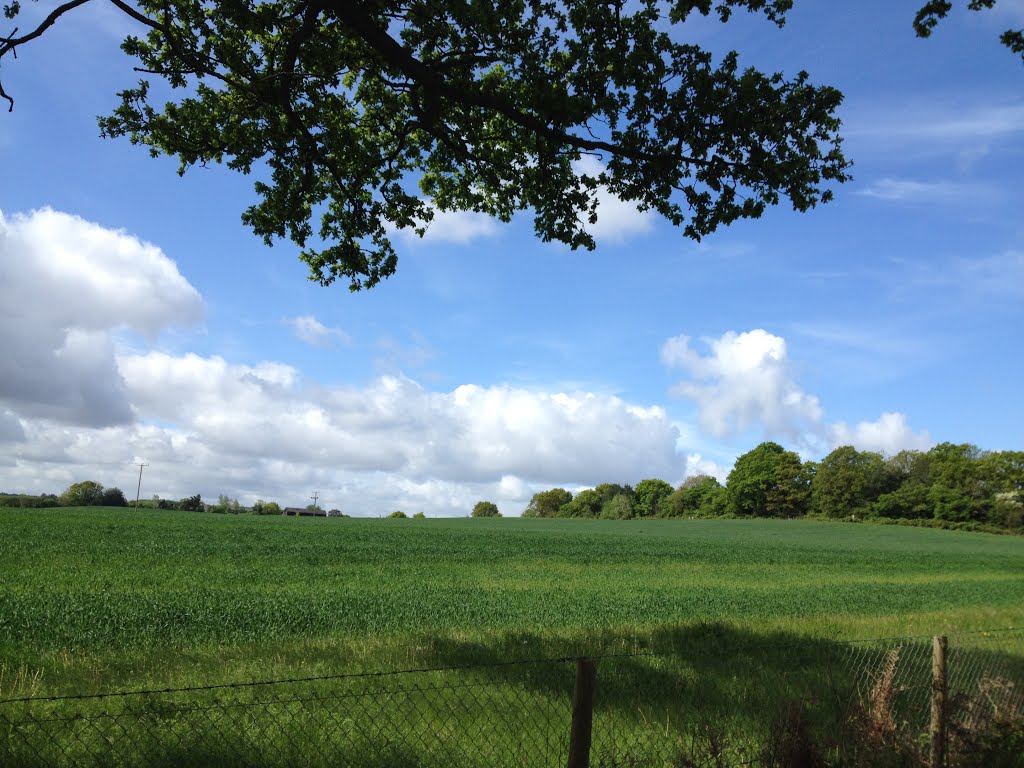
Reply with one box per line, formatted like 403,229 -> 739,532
1,629 -> 1021,767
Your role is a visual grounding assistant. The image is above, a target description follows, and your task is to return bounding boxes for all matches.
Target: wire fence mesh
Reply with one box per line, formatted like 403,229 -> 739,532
1,629 -> 1021,767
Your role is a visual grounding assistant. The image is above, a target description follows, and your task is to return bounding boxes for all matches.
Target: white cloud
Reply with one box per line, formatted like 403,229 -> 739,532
0,348 -> 684,514
682,453 -> 729,483
421,207 -> 500,243
857,177 -> 989,203
831,413 -> 933,455
0,208 -> 202,426
287,315 -> 351,347
662,328 -> 930,458
389,202 -> 499,245
573,155 -> 655,243
661,330 -> 824,442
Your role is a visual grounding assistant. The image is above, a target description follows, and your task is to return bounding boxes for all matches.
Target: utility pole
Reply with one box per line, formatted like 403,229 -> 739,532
134,462 -> 149,511
310,490 -> 320,509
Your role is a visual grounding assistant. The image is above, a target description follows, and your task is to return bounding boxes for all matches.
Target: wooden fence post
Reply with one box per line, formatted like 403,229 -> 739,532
567,658 -> 597,768
930,635 -> 947,768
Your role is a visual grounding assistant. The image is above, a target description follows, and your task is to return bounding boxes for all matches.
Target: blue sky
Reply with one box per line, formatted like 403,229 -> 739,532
1,1 -> 1021,515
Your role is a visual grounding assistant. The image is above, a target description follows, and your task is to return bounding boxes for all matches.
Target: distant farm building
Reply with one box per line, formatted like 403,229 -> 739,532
282,507 -> 326,517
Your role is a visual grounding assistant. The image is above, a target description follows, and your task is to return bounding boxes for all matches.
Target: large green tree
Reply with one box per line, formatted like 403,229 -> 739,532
811,445 -> 892,518
59,480 -> 106,506
632,478 -> 674,518
558,488 -> 602,518
471,500 -> 501,517
522,487 -> 572,518
727,441 -> 810,518
1,0 -> 857,290
3,4 -> 1014,290
661,474 -> 726,518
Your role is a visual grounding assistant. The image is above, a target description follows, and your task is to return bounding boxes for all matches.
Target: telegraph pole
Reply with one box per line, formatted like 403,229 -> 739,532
134,462 -> 149,511
310,491 -> 320,509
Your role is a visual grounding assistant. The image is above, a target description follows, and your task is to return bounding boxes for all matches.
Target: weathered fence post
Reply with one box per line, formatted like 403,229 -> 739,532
567,657 -> 597,768
930,635 -> 947,768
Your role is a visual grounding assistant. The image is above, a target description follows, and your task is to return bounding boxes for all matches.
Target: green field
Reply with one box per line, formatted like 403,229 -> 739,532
2,506 -> 1022,698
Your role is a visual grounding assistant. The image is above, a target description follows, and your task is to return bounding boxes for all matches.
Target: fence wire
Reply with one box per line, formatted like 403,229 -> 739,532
0,629 -> 1021,767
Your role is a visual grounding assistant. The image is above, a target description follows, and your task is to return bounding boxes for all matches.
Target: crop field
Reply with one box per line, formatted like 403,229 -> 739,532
2,506 -> 1023,766
2,506 -> 1022,697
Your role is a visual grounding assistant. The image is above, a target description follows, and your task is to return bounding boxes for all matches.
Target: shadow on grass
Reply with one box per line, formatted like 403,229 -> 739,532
2,624 -> 1021,767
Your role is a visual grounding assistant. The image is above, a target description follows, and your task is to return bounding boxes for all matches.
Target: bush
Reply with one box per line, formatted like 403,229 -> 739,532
388,510 -> 407,519
101,487 -> 128,507
471,501 -> 501,517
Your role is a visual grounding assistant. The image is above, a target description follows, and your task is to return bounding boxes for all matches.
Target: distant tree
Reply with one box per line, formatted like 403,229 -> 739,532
100,486 -> 128,507
252,499 -> 282,515
600,493 -> 635,520
179,494 -> 203,512
209,494 -> 239,514
412,511 -> 426,519
979,451 -> 1024,493
60,481 -> 105,507
156,498 -> 179,510
633,478 -> 674,518
559,488 -> 602,518
471,501 -> 501,518
523,488 -> 573,518
886,449 -> 931,487
927,484 -> 984,523
388,510 -> 408,519
811,446 -> 893,518
727,442 -> 810,518
661,475 -> 725,518
594,483 -> 633,506
873,483 -> 932,519
927,442 -> 983,489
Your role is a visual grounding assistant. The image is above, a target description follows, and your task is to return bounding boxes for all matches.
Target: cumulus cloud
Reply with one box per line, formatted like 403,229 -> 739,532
682,453 -> 729,483
662,328 -> 929,457
661,330 -> 824,442
117,352 -> 680,486
3,352 -> 684,514
0,208 -> 202,426
831,413 -> 933,455
287,315 -> 351,347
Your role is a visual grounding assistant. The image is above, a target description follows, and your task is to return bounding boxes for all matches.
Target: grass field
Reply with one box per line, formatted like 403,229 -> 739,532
2,505 -> 1022,698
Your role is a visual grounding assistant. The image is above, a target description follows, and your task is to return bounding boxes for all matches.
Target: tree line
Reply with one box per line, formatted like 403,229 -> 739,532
522,442 -> 1024,532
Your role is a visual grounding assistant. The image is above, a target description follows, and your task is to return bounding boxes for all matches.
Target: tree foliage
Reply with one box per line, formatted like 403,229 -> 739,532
100,486 -> 129,507
559,488 -> 602,518
811,446 -> 893,518
0,0 -> 855,289
178,493 -> 203,511
633,478 -> 675,518
727,441 -> 810,518
661,474 -> 725,518
59,481 -> 106,506
523,487 -> 572,518
471,500 -> 501,517
914,1 -> 1024,63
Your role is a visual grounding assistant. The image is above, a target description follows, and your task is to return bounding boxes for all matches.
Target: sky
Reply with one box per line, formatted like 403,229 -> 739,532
0,1 -> 1022,516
